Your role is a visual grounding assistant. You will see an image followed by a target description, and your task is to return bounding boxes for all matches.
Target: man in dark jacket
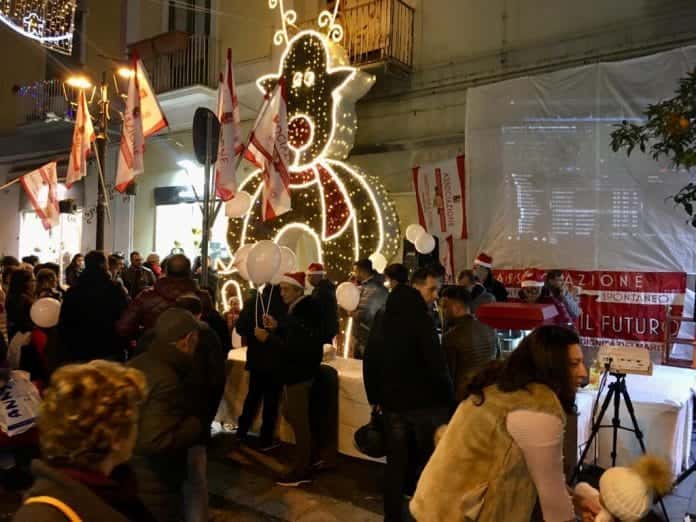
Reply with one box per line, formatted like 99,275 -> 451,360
59,251 -> 129,363
472,252 -> 508,303
122,251 -> 156,299
307,263 -> 338,345
377,266 -> 454,521
351,259 -> 387,359
116,254 -> 226,347
128,308 -> 202,522
440,286 -> 497,402
234,284 -> 288,449
256,272 -> 322,487
457,269 -> 496,313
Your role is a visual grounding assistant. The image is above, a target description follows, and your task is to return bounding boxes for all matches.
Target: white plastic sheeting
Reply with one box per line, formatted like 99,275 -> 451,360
465,45 -> 696,273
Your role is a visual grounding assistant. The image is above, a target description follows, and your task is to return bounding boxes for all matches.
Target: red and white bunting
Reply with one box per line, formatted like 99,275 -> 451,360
215,48 -> 243,201
65,89 -> 96,188
115,57 -> 145,193
21,162 -> 60,230
136,59 -> 168,138
244,80 -> 291,221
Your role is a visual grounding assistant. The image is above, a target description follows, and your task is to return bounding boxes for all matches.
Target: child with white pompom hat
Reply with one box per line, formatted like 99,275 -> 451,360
574,455 -> 673,521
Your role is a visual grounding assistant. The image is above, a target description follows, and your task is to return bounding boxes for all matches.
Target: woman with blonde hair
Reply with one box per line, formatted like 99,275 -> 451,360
14,361 -> 155,522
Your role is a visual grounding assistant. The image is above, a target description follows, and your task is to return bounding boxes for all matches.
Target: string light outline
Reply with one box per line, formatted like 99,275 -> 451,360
0,10 -> 73,43
255,29 -> 358,171
313,163 -> 355,243
273,222 -> 324,263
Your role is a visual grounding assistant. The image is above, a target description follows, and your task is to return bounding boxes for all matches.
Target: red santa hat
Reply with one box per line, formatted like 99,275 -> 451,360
278,272 -> 306,289
473,252 -> 493,269
521,269 -> 545,288
307,263 -> 325,275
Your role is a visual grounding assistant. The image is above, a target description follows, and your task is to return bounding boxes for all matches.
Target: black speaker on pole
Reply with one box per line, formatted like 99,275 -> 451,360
59,199 -> 77,214
402,236 -> 440,274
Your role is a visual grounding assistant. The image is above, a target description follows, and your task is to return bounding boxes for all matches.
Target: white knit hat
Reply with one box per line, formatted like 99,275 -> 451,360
598,456 -> 672,521
599,467 -> 651,521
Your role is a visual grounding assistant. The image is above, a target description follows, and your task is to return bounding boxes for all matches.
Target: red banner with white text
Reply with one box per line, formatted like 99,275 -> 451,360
494,269 -> 686,350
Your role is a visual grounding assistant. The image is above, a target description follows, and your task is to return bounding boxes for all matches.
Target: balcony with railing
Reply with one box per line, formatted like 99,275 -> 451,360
299,0 -> 415,72
14,80 -> 69,126
130,32 -> 218,94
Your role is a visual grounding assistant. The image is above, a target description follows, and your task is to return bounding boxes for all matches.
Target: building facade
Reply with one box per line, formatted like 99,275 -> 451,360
2,0 -> 696,272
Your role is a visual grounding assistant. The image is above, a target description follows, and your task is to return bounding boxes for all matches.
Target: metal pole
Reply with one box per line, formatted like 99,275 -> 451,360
201,111 -> 213,288
95,71 -> 109,252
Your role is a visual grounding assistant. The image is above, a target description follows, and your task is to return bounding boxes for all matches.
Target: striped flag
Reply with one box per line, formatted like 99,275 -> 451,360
115,57 -> 145,193
215,48 -> 243,201
65,89 -> 96,188
21,162 -> 60,230
244,80 -> 291,221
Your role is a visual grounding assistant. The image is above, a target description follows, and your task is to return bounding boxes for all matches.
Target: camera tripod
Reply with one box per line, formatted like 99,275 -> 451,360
571,372 -> 668,520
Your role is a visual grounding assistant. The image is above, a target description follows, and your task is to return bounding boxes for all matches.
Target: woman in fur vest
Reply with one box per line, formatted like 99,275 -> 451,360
410,325 -> 599,522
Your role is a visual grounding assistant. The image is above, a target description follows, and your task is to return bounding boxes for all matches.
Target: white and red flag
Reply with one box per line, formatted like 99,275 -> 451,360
21,161 -> 60,230
136,58 -> 168,138
215,48 -> 243,201
65,89 -> 96,188
115,57 -> 145,193
244,80 -> 291,221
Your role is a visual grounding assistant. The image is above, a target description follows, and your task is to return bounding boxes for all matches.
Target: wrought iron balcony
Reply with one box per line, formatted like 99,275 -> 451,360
14,80 -> 69,126
136,33 -> 218,94
299,0 -> 415,71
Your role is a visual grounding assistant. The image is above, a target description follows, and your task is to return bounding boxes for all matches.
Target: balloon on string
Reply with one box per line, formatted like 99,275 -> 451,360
30,298 -> 61,328
233,244 -> 254,281
270,246 -> 297,285
336,282 -> 360,312
247,240 -> 282,286
405,223 -> 426,243
225,191 -> 252,218
415,233 -> 436,254
369,253 -> 387,274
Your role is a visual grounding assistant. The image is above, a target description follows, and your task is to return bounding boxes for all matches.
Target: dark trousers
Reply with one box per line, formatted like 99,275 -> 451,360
237,371 -> 283,441
284,379 -> 314,475
310,365 -> 339,466
383,407 -> 449,522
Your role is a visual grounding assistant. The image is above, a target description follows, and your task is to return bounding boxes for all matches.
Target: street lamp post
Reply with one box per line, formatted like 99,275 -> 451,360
94,72 -> 109,251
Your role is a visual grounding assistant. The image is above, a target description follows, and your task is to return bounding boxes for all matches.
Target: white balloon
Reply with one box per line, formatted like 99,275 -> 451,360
336,282 -> 361,312
369,253 -> 388,274
415,233 -> 436,254
233,244 -> 254,281
30,298 -> 61,328
247,240 -> 282,286
405,223 -> 426,243
225,191 -> 252,218
270,246 -> 297,285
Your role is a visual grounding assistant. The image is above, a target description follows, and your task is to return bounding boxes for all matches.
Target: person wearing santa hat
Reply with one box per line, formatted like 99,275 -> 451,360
307,263 -> 338,345
472,253 -> 508,303
519,268 -> 545,303
255,272 -> 323,487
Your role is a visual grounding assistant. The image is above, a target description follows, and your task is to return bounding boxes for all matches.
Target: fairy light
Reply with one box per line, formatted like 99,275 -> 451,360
222,4 -> 401,314
0,1 -> 77,55
221,279 -> 244,311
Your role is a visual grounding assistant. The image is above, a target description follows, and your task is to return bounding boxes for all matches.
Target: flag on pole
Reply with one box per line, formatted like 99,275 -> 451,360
21,162 -> 60,230
215,49 -> 243,201
136,58 -> 168,137
65,89 -> 96,188
115,56 -> 145,193
244,80 -> 291,221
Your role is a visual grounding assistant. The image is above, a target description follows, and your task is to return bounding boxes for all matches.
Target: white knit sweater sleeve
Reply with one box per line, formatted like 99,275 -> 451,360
506,410 -> 575,522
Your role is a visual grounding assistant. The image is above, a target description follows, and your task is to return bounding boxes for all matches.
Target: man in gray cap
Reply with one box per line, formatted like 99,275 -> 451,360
128,308 -> 202,522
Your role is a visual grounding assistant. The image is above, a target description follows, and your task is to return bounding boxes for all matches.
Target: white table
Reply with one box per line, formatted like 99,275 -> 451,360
576,365 -> 695,475
216,348 -> 380,461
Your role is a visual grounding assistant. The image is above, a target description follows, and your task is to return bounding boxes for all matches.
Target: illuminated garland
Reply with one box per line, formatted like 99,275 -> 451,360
221,1 -> 400,309
0,0 -> 77,55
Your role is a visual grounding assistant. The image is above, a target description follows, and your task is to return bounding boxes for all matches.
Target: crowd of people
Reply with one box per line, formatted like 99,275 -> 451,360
0,247 -> 635,522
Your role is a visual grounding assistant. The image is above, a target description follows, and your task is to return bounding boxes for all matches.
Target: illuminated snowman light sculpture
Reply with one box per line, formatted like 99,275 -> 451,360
224,0 -> 400,293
